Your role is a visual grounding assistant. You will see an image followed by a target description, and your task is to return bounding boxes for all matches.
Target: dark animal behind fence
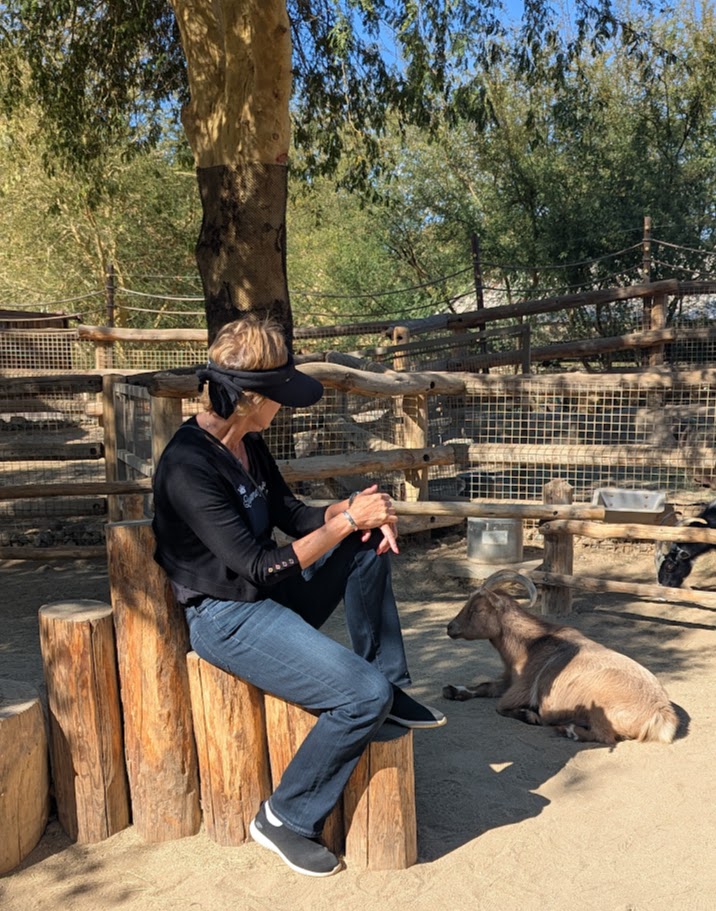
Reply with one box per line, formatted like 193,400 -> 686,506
656,498 -> 716,588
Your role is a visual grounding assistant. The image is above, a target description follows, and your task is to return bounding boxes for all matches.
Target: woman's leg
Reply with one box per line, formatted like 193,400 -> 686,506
285,530 -> 412,687
185,595 -> 393,838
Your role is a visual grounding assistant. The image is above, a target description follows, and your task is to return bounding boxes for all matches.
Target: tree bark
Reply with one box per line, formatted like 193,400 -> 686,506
195,163 -> 292,344
170,0 -> 294,344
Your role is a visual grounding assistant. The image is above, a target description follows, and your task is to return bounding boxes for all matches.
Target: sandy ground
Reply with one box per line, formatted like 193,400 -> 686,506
1,532 -> 716,911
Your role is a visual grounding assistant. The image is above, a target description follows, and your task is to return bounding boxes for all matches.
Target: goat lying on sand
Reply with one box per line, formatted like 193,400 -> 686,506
443,570 -> 678,745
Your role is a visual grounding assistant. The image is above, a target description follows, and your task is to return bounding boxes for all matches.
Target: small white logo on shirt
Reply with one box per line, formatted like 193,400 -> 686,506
238,482 -> 267,509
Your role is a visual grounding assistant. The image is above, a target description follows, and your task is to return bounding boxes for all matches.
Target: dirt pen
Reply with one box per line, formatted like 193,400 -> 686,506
2,281 -> 716,908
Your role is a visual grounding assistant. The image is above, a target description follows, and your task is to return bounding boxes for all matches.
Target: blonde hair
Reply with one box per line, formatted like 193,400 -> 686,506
203,315 -> 289,417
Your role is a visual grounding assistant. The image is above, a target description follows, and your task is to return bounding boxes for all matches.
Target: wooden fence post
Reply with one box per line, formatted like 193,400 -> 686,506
541,479 -> 574,616
106,519 -> 201,842
401,394 -> 429,502
102,373 -> 122,521
648,291 -> 667,367
38,600 -> 130,843
391,326 -> 429,504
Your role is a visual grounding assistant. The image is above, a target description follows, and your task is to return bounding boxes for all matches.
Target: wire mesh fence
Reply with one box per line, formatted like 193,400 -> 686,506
4,273 -> 716,552
0,377 -> 106,547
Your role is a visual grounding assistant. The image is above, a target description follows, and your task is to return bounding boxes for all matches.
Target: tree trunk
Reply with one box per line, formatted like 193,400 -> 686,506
170,0 -> 294,344
195,163 -> 292,345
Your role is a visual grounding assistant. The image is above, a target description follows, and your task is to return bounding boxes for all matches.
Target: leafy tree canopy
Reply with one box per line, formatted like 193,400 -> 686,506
0,0 -> 671,193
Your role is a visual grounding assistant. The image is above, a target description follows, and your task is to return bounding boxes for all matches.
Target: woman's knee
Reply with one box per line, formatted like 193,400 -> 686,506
351,672 -> 393,723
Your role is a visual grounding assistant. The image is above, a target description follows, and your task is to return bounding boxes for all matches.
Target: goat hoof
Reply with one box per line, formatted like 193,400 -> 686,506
442,684 -> 471,701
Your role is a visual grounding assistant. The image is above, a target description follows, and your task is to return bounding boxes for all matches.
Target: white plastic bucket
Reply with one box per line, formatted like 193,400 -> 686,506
467,517 -> 523,564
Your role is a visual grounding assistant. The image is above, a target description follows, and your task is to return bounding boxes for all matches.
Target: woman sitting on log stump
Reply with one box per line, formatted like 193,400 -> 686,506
152,315 -> 446,878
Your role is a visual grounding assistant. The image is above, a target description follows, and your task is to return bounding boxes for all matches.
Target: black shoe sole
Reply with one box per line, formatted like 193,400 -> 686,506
249,818 -> 342,877
387,712 -> 447,729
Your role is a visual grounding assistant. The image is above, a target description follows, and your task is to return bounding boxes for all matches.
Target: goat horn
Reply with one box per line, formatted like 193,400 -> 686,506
480,570 -> 539,608
681,517 -> 709,526
654,543 -> 669,573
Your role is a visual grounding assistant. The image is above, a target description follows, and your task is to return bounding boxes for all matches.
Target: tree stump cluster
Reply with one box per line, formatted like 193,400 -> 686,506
8,518 -> 416,874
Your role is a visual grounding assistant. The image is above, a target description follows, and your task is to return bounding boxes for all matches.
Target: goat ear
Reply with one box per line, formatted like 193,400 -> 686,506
482,588 -> 505,609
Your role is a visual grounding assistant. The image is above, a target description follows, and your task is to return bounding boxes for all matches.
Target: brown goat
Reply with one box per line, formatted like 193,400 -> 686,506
443,571 -> 678,745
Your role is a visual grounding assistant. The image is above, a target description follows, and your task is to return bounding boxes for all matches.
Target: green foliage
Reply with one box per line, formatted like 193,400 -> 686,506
2,0 -> 674,193
3,0 -> 716,345
0,100 -> 200,327
365,5 -> 716,298
0,0 -> 186,187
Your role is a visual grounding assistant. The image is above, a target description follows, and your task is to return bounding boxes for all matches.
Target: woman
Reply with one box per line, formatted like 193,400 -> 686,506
152,315 -> 445,877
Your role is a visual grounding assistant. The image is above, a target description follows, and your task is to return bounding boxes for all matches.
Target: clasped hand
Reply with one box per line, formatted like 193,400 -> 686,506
348,484 -> 399,555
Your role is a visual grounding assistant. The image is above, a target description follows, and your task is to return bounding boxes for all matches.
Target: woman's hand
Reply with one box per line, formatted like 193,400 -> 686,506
372,521 -> 399,555
347,485 -> 399,553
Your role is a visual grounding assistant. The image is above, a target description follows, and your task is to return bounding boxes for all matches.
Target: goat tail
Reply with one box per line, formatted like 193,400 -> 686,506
638,703 -> 679,743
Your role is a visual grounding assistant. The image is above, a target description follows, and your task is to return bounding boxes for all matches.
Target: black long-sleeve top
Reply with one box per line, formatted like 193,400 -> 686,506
152,417 -> 326,601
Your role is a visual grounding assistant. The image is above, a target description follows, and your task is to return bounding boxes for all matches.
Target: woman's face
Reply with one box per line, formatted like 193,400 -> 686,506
248,397 -> 281,431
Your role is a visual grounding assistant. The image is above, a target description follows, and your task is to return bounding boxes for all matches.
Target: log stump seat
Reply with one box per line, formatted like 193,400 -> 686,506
187,651 -> 418,870
38,599 -> 130,844
0,679 -> 50,875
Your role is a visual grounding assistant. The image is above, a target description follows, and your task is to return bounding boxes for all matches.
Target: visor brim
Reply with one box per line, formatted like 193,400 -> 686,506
262,367 -> 324,407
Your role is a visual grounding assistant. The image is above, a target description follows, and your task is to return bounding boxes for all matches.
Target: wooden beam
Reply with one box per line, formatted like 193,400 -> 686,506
0,479 -> 153,500
289,279 -> 687,340
77,325 -> 208,343
129,363 -> 466,399
531,570 -> 716,609
320,499 -> 607,521
461,366 -> 716,394
467,442 -> 716,469
0,441 -> 104,461
0,375 -> 103,394
0,546 -> 107,560
539,520 -> 716,545
277,445 -> 457,482
0,497 -> 106,519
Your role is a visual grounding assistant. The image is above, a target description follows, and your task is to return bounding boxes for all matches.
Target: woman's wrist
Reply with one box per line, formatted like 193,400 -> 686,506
342,509 -> 359,532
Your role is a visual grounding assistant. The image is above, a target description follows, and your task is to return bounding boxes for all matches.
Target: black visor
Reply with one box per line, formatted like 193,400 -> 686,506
197,355 -> 324,418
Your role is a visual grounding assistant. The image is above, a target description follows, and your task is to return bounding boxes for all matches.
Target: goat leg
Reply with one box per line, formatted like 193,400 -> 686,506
553,722 -> 616,745
442,678 -> 508,701
498,705 -> 542,725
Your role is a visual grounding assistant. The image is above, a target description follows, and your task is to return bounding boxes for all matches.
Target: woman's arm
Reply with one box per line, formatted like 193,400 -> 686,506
292,484 -> 397,568
322,484 -> 399,556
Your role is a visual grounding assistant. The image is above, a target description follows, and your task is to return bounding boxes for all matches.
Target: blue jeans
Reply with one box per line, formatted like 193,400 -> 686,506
183,530 -> 411,838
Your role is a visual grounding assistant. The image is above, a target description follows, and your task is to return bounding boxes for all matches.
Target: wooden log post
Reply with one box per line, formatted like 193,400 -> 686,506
540,479 -> 574,616
647,291 -> 667,367
106,519 -> 201,842
401,394 -> 429,503
391,326 -> 429,504
0,680 -> 50,875
103,373 -> 123,522
343,724 -> 417,870
38,600 -> 130,844
263,694 -> 344,856
186,651 -> 271,845
150,393 -> 184,468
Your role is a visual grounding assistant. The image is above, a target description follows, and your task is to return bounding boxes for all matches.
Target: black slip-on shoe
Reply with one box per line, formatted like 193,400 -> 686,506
387,685 -> 447,729
249,803 -> 342,877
